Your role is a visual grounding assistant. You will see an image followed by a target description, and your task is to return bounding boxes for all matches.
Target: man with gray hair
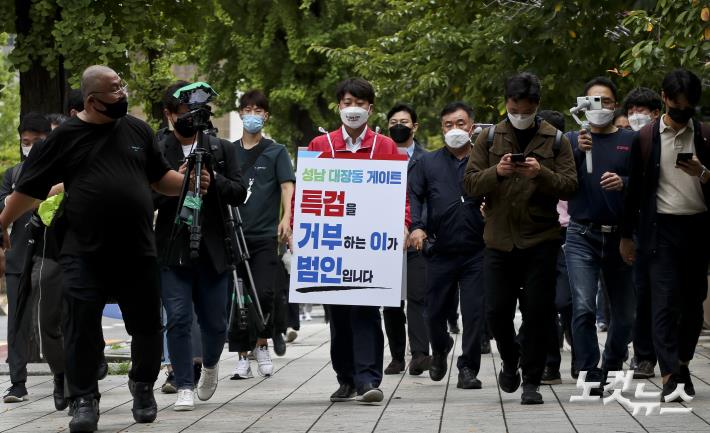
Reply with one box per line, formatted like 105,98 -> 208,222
0,65 -> 209,433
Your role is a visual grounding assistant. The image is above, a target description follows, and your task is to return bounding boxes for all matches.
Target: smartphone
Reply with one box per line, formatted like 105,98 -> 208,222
676,152 -> 693,164
510,153 -> 526,164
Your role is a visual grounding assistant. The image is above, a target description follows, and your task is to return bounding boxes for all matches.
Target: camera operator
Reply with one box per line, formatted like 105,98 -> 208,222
621,69 -> 709,401
464,72 -> 577,405
408,101 -> 486,389
227,90 -> 295,379
154,82 -> 246,411
564,77 -> 636,395
620,86 -> 662,380
0,65 -> 208,433
1,113 -> 51,404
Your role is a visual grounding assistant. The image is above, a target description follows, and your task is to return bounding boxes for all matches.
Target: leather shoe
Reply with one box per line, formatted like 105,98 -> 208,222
356,383 -> 383,404
456,367 -> 482,389
384,359 -> 405,375
68,396 -> 99,433
429,336 -> 454,382
633,359 -> 656,379
498,360 -> 521,393
409,354 -> 431,376
330,383 -> 356,402
128,379 -> 157,423
541,366 -> 562,385
521,383 -> 543,405
53,373 -> 68,411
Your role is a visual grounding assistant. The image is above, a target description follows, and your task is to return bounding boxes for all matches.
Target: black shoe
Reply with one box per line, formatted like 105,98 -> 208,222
69,396 -> 99,433
429,336 -> 454,382
384,359 -> 405,375
661,374 -> 685,402
96,357 -> 108,381
330,383 -> 356,402
498,361 -> 521,393
409,354 -> 431,376
633,360 -> 656,379
481,339 -> 491,355
273,332 -> 286,357
128,380 -> 157,423
356,383 -> 384,404
193,362 -> 202,386
585,369 -> 605,397
3,382 -> 28,403
679,365 -> 695,396
448,321 -> 460,334
457,367 -> 482,389
54,374 -> 68,411
541,366 -> 562,385
161,371 -> 177,394
521,383 -> 544,405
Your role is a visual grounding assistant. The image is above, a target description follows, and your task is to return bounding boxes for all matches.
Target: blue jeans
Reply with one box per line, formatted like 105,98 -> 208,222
566,220 -> 635,372
161,261 -> 228,389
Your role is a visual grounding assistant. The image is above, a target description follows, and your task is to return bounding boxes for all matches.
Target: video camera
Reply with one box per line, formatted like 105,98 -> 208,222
172,82 -> 219,132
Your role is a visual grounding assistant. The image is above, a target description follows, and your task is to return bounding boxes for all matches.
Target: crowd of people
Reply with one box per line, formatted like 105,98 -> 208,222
0,64 -> 706,432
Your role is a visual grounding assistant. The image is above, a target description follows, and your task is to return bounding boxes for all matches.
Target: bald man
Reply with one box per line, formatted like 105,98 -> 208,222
0,65 -> 209,433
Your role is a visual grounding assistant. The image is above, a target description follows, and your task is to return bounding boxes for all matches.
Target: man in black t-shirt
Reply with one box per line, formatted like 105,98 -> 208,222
0,65 -> 208,433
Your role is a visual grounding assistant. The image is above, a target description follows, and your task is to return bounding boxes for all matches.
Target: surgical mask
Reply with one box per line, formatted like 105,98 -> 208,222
507,112 -> 536,130
94,96 -> 128,119
242,114 -> 265,134
585,108 -> 614,128
628,113 -> 652,131
389,124 -> 412,144
340,106 -> 369,129
21,146 -> 31,157
667,106 -> 695,125
173,114 -> 196,137
444,128 -> 471,149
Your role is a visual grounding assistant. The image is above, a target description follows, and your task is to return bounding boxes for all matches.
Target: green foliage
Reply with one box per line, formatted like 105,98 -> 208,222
0,32 -> 20,175
619,0 -> 709,86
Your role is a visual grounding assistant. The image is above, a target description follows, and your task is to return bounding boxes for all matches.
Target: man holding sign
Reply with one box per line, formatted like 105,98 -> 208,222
298,78 -> 408,404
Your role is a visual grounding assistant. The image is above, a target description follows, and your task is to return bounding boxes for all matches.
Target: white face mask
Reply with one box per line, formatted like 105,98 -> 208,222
340,106 -> 369,129
444,128 -> 471,149
585,109 -> 615,128
628,113 -> 652,131
21,146 -> 31,157
507,112 -> 536,130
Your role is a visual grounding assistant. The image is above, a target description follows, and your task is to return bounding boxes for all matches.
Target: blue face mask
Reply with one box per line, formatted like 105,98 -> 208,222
242,114 -> 264,134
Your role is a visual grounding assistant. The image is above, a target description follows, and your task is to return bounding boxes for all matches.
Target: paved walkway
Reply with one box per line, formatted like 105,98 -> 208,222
2,318 -> 710,432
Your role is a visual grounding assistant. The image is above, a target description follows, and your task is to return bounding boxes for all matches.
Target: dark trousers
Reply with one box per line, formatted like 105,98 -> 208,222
5,273 -> 27,384
383,251 -> 430,360
287,301 -> 300,331
546,243 -> 574,369
31,257 -> 66,375
272,263 -> 289,336
161,260 -> 228,389
426,250 -> 484,373
648,213 -> 709,377
329,305 -> 384,392
60,255 -> 162,399
228,237 -> 278,352
632,249 -> 656,364
485,241 -> 558,385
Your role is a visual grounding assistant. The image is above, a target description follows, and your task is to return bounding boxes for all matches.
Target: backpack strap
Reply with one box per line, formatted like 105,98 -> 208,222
638,121 -> 655,166
486,125 -> 496,148
553,129 -> 562,156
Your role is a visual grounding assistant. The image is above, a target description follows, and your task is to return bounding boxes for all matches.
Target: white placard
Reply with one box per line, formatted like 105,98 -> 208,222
289,149 -> 408,307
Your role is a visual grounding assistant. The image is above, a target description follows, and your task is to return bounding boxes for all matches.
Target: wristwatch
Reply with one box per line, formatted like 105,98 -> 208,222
699,166 -> 709,183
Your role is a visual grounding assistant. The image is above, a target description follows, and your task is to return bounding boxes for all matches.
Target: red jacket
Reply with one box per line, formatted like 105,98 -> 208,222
293,126 -> 411,227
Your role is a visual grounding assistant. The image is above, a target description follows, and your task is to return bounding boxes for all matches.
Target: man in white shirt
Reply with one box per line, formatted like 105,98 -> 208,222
620,68 -> 709,402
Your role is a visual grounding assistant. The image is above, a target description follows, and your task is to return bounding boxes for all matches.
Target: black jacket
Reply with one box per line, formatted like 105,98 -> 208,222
154,133 -> 247,273
0,163 -> 33,275
621,118 -> 710,253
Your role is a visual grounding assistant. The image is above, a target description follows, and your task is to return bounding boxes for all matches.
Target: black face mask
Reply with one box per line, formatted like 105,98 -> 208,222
94,96 -> 128,119
173,114 -> 197,138
667,106 -> 695,125
389,124 -> 412,144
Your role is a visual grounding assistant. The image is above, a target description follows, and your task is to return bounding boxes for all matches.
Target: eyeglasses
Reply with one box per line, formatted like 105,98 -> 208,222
91,79 -> 129,97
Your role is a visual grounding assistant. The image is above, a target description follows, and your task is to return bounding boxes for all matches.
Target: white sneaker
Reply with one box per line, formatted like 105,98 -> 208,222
230,357 -> 254,380
174,389 -> 194,411
255,345 -> 273,377
304,312 -> 312,321
196,364 -> 219,401
286,327 -> 298,343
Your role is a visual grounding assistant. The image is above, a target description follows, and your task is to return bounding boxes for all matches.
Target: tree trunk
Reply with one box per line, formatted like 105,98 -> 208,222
15,0 -> 67,117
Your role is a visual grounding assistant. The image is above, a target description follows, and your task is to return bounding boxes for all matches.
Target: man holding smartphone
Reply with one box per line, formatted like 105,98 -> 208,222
564,77 -> 637,395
